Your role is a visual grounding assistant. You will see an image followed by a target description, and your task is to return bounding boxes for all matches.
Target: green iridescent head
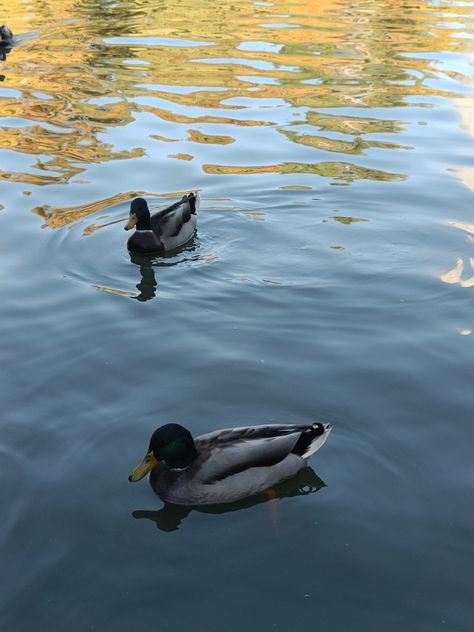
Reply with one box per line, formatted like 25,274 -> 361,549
128,424 -> 198,481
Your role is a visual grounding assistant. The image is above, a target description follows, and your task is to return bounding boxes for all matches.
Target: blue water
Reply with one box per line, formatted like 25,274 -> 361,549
1,1 -> 473,630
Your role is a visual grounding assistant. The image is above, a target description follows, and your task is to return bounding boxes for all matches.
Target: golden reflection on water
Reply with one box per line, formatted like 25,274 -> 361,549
186,129 -> 235,145
202,160 -> 404,181
32,189 -> 192,229
281,128 -> 410,156
168,152 -> 194,161
1,0 -> 473,218
331,216 -> 368,225
91,284 -> 136,297
32,191 -> 142,228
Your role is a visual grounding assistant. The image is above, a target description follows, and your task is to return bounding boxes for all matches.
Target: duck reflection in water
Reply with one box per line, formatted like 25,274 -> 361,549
129,239 -> 199,302
132,467 -> 326,532
0,25 -> 14,75
130,254 -> 157,302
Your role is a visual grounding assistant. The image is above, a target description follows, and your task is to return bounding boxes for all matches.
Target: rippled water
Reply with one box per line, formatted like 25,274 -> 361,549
1,1 -> 473,630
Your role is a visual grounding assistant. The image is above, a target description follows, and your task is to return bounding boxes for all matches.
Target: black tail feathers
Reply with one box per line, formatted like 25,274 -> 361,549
291,423 -> 326,457
188,192 -> 197,214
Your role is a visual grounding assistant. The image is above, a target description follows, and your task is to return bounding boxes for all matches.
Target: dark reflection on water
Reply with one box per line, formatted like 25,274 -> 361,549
130,254 -> 158,302
129,239 -> 201,301
133,467 -> 326,531
0,35 -> 14,80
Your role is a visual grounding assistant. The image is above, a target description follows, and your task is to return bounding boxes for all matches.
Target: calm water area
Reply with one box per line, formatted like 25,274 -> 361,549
1,0 -> 473,630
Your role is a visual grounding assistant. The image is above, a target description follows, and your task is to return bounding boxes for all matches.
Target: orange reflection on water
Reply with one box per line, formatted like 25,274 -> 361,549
203,161 -> 404,182
32,190 -> 150,229
0,0 -> 472,211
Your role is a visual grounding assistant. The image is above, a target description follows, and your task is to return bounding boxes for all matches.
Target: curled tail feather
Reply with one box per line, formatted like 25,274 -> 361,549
292,423 -> 332,460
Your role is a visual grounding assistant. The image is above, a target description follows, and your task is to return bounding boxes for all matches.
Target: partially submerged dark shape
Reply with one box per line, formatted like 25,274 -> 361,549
0,25 -> 13,45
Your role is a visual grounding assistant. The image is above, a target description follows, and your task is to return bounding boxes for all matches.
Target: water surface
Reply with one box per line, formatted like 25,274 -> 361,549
1,1 -> 473,630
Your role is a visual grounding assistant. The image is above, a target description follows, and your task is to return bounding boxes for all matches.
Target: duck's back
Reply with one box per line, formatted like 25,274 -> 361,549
152,192 -> 199,250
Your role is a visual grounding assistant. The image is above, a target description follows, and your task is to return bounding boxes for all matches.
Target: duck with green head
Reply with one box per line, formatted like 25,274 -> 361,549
129,422 -> 331,505
124,192 -> 199,255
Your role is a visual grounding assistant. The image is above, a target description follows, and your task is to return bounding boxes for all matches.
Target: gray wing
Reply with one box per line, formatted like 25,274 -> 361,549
153,193 -> 197,238
195,425 -> 304,484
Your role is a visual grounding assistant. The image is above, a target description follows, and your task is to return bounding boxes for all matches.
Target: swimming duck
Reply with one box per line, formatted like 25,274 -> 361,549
129,422 -> 331,505
124,192 -> 199,255
0,25 -> 13,44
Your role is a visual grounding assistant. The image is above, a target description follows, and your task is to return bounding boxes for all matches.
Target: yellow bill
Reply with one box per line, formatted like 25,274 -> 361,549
124,213 -> 138,231
128,450 -> 158,482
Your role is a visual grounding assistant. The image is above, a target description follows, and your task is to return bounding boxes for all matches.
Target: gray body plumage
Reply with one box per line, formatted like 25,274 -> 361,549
159,207 -> 197,251
149,423 -> 331,505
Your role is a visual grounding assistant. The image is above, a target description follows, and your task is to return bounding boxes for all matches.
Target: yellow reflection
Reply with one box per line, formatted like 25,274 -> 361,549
203,161 -> 404,182
187,129 -> 235,145
0,0 -> 472,200
91,285 -> 136,297
82,218 -> 124,236
440,258 -> 474,288
168,153 -> 194,161
241,211 -> 266,220
138,104 -> 268,127
281,130 -> 409,155
306,112 -> 404,136
150,134 -> 179,143
0,169 -> 65,185
33,191 -> 153,229
279,185 -> 312,190
332,216 -> 368,224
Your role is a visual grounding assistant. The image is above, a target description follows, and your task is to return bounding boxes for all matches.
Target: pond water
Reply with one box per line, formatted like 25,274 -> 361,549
1,0 -> 473,630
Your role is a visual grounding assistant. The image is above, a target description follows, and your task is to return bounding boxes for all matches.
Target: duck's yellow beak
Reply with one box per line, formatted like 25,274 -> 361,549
124,213 -> 138,231
128,450 -> 158,482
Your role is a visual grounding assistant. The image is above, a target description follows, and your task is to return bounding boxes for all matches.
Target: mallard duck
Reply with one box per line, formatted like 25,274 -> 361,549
128,422 -> 332,505
0,25 -> 13,44
124,192 -> 199,255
